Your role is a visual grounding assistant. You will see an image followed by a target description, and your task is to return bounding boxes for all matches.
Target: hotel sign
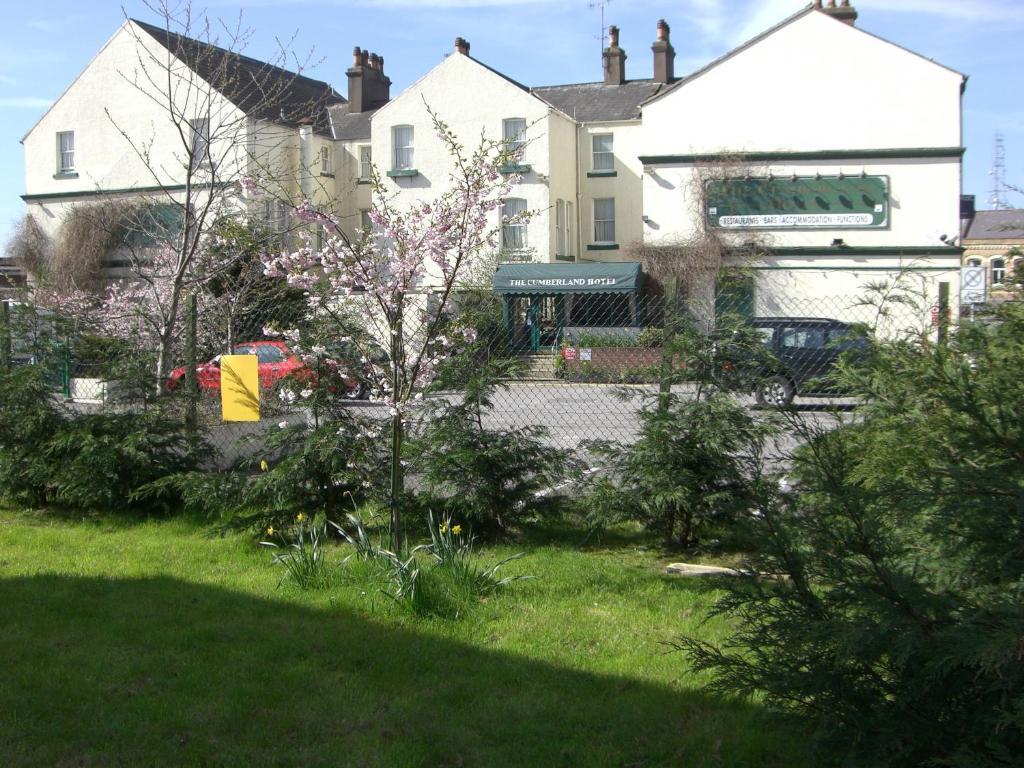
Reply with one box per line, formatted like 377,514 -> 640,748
707,175 -> 889,230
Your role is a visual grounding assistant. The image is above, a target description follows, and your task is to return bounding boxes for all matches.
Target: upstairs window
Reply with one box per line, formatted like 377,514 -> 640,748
503,118 -> 527,155
392,126 -> 414,170
320,146 -> 332,175
593,198 -> 615,243
359,145 -> 372,180
57,131 -> 75,173
592,133 -> 614,171
566,201 -> 575,257
190,118 -> 210,167
501,198 -> 528,251
991,257 -> 1006,285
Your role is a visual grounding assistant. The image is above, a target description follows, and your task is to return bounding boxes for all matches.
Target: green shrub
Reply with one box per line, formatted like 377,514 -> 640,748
679,303 -> 1024,767
590,391 -> 776,548
0,365 -> 206,511
261,514 -> 337,590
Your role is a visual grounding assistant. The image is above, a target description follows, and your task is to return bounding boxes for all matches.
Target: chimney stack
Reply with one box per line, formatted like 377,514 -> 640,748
347,45 -> 392,114
651,19 -> 674,84
602,25 -> 626,86
815,0 -> 858,26
455,37 -> 471,55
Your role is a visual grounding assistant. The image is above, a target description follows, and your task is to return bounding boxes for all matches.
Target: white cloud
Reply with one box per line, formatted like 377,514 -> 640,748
0,97 -> 53,109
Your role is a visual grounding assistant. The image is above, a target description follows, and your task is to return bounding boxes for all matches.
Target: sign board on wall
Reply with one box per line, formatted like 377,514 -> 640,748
220,354 -> 260,422
706,175 -> 889,229
960,266 -> 987,305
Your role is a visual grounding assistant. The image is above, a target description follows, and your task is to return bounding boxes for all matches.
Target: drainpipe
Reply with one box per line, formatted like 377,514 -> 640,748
298,122 -> 314,200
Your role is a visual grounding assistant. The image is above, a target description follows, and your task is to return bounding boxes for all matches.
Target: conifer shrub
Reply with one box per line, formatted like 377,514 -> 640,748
678,304 -> 1024,767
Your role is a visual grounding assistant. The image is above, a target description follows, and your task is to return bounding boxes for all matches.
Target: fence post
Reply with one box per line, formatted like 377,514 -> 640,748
0,301 -> 10,372
62,337 -> 71,400
937,281 -> 950,346
184,293 -> 198,434
658,277 -> 680,412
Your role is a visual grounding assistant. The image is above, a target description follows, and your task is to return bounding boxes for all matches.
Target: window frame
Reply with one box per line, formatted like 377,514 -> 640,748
566,201 -> 574,257
190,117 -> 211,168
991,256 -> 1007,286
592,133 -> 614,172
555,199 -> 565,257
359,145 -> 372,181
56,130 -> 75,174
593,197 -> 616,244
320,146 -> 333,175
502,118 -> 527,155
501,197 -> 528,252
392,125 -> 414,171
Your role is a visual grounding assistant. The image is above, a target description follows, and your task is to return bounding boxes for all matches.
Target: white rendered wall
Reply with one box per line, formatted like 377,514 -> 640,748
370,52 -> 554,266
578,120 -> 645,260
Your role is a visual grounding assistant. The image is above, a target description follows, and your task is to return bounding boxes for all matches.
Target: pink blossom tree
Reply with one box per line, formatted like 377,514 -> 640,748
262,109 -> 527,546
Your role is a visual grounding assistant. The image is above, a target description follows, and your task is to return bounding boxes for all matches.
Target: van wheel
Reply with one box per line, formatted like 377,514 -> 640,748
755,376 -> 795,407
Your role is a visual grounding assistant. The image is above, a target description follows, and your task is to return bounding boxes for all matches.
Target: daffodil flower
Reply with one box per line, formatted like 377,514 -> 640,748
296,513 -> 305,523
266,526 -> 274,535
452,525 -> 462,535
260,459 -> 269,472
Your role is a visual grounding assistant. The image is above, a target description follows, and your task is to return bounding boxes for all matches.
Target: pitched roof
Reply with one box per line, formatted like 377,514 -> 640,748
532,79 -> 669,122
132,19 -> 344,136
328,104 -> 374,141
964,210 -> 1024,241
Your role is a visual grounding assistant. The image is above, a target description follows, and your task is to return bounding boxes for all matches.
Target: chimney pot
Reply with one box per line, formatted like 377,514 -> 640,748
352,46 -> 362,67
347,45 -> 392,113
369,52 -> 380,70
359,49 -> 369,66
608,25 -> 620,48
656,19 -> 670,41
455,37 -> 470,55
378,55 -> 384,73
819,0 -> 858,25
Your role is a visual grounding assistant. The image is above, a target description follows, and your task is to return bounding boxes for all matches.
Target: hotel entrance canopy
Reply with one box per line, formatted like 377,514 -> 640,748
492,262 -> 643,294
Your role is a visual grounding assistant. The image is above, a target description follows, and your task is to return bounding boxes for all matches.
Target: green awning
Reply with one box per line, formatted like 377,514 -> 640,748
493,262 -> 643,294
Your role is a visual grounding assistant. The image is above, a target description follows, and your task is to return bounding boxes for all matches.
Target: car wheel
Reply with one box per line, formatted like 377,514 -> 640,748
344,381 -> 367,400
755,376 -> 795,407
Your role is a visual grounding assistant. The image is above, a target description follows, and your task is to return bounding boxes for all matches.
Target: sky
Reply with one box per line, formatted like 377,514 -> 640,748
1,0 -> 1022,247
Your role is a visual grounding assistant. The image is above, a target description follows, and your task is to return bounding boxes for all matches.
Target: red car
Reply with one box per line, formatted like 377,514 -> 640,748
166,341 -> 366,398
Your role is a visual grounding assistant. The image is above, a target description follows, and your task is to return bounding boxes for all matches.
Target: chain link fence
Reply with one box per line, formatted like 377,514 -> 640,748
1,265 -> 961,477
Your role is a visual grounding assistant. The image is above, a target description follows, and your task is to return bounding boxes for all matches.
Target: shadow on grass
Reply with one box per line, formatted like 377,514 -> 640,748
0,575 -> 821,768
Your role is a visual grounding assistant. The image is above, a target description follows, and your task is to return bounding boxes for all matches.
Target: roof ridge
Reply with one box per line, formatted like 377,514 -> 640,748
130,18 -> 340,93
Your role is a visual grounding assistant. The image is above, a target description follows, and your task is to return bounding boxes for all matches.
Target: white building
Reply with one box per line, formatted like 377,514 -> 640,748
638,2 -> 965,327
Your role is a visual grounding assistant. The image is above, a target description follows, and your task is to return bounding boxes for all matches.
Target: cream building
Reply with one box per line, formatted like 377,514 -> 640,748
19,18 -> 344,280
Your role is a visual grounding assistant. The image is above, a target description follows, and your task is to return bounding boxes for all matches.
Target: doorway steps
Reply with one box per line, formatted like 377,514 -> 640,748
516,353 -> 558,381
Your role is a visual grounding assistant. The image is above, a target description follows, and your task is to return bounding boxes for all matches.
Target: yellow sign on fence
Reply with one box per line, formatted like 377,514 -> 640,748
220,355 -> 260,422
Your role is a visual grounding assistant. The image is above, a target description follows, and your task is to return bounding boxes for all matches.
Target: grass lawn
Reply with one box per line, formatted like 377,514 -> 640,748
0,509 -> 825,768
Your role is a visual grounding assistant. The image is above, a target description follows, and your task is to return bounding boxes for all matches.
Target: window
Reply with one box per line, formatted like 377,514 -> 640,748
566,201 -> 574,257
503,118 -> 527,155
392,125 -> 414,170
555,200 -> 565,257
592,134 -> 614,171
57,131 -> 75,173
992,257 -> 1006,285
501,198 -> 528,250
781,327 -> 827,350
320,146 -> 332,175
593,198 -> 615,243
190,118 -> 210,167
263,199 -> 288,247
360,209 -> 372,231
359,145 -> 372,180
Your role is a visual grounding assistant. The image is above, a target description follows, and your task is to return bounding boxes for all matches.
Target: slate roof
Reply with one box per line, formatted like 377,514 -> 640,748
132,19 -> 344,136
964,209 -> 1024,241
328,104 -> 374,141
531,79 -> 669,122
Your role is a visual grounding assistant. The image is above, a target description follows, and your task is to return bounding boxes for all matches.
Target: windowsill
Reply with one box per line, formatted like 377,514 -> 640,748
53,171 -> 79,179
499,164 -> 532,174
386,168 -> 419,178
587,243 -> 619,251
554,254 -> 575,262
587,170 -> 617,178
319,172 -> 335,179
357,179 -> 372,185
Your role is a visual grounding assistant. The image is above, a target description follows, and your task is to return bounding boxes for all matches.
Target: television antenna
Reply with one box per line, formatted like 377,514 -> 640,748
588,0 -> 612,57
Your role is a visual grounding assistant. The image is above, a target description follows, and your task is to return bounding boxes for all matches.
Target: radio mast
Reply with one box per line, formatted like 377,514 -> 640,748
989,132 -> 1009,210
